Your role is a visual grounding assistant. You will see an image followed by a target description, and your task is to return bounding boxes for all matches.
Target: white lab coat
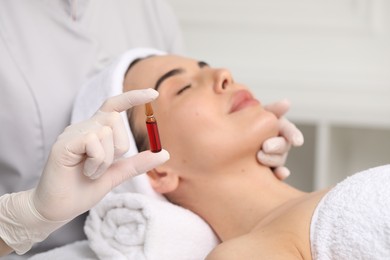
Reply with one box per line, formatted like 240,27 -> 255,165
0,0 -> 183,257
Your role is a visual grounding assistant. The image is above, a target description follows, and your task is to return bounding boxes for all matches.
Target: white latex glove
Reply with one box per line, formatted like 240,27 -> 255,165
0,89 -> 169,255
258,99 -> 304,180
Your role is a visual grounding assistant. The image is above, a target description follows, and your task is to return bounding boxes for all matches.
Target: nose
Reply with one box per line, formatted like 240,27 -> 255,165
213,69 -> 233,94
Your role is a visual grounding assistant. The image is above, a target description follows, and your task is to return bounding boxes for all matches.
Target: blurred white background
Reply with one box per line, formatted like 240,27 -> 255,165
166,0 -> 390,191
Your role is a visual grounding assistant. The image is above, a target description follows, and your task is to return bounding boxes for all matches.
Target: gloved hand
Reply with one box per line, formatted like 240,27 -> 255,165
258,99 -> 304,180
0,89 -> 169,255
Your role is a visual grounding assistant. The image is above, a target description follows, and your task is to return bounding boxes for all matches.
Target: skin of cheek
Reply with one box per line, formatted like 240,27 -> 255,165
155,102 -> 222,171
128,85 -> 279,177
154,98 -> 279,173
156,99 -> 224,171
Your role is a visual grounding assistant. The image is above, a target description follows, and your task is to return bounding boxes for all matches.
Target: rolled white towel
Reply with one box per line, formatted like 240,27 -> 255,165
310,164 -> 390,259
84,192 -> 219,260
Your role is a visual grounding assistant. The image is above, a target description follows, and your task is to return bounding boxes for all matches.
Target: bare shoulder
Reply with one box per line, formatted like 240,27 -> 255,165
205,233 -> 303,260
206,189 -> 330,260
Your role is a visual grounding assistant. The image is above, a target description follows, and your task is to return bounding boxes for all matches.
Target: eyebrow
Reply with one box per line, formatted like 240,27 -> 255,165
154,61 -> 209,91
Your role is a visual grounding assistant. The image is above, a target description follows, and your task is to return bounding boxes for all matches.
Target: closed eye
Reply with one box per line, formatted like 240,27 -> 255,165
177,85 -> 191,95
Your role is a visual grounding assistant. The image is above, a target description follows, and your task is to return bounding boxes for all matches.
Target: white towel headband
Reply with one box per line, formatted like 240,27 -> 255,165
71,47 -> 167,201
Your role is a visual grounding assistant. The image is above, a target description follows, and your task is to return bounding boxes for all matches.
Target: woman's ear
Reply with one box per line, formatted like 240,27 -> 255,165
147,166 -> 179,194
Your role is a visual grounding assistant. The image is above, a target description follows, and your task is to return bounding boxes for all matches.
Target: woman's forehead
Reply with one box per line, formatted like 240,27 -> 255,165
125,55 -> 199,90
136,55 -> 197,71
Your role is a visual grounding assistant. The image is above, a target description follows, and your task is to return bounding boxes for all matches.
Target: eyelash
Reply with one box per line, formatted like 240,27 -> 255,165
177,84 -> 191,95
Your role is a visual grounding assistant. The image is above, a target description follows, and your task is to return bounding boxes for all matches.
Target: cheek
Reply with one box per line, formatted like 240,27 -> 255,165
157,102 -> 221,156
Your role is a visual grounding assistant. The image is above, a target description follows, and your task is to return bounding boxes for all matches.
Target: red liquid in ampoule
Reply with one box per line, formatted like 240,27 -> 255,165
146,121 -> 162,153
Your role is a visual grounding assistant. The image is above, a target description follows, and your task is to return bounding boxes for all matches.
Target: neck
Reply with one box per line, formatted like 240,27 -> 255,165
169,157 -> 306,241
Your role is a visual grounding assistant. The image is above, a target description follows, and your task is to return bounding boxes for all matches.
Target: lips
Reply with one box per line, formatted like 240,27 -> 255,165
229,90 -> 260,113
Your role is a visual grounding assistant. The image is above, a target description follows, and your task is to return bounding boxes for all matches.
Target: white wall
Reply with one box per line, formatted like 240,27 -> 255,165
166,0 -> 390,191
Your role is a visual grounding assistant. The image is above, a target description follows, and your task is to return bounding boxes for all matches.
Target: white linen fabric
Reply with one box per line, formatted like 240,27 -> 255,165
310,164 -> 390,259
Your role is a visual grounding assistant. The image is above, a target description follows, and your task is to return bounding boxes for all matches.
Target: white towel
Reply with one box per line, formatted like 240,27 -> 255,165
71,47 -> 167,200
84,192 -> 219,260
28,241 -> 96,260
310,164 -> 390,259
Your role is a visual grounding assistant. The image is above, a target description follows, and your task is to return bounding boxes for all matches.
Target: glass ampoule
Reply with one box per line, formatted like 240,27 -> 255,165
145,102 -> 162,153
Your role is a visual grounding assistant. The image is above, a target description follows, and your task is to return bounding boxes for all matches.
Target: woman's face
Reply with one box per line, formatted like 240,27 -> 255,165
124,55 -> 279,175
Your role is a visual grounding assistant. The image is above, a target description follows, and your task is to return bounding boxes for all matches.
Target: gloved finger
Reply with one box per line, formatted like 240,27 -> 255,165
262,137 -> 290,154
273,166 -> 291,181
82,133 -> 106,178
105,149 -> 170,188
264,99 -> 290,118
83,126 -> 115,178
257,150 -> 288,168
99,88 -> 159,113
279,117 -> 304,147
88,127 -> 115,180
93,111 -> 129,157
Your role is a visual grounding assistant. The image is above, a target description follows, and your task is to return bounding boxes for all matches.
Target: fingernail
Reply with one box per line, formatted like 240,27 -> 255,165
279,168 -> 291,179
158,149 -> 170,161
257,151 -> 265,160
293,134 -> 304,146
266,141 -> 280,152
145,88 -> 159,99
